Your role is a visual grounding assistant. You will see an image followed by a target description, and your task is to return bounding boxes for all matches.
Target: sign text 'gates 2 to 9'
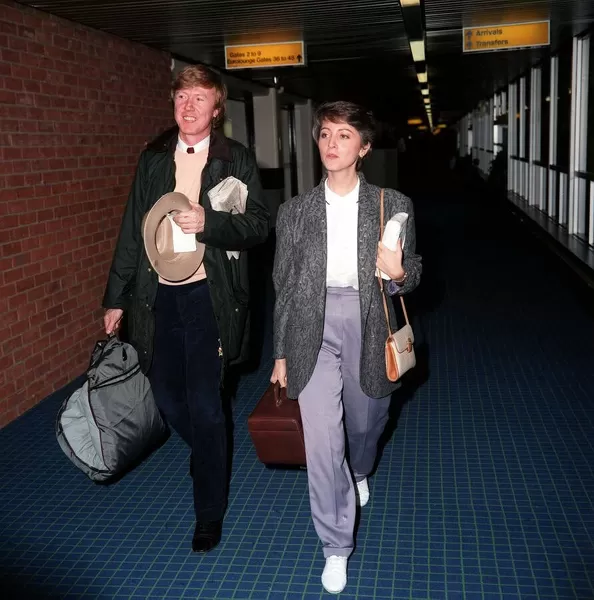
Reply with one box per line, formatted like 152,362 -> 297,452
225,41 -> 306,69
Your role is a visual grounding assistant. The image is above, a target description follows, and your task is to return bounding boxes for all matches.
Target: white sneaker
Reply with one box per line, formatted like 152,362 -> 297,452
356,478 -> 370,507
321,555 -> 347,594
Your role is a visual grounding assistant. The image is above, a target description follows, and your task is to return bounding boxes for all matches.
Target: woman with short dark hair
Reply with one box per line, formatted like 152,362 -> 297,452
271,101 -> 422,594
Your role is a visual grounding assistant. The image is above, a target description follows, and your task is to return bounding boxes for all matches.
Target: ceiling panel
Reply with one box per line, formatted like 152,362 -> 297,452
20,0 -> 420,126
424,0 -> 594,118
16,0 -> 594,128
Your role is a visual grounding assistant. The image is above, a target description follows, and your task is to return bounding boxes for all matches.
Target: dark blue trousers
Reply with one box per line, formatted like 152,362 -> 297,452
149,280 -> 226,522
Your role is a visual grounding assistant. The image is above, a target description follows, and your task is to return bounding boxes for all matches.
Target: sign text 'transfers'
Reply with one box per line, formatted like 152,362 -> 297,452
463,21 -> 550,53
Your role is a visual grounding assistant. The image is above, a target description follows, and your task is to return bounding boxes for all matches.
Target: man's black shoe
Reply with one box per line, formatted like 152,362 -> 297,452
192,519 -> 222,553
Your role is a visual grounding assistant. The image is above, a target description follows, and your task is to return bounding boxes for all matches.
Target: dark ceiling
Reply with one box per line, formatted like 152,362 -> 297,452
18,0 -> 594,128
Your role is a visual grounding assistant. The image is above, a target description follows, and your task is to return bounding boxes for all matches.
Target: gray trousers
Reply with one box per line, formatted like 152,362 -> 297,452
298,287 -> 391,558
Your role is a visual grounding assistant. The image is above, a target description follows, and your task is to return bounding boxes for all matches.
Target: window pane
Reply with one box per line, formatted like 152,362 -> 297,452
541,60 -> 551,164
556,43 -> 572,169
587,35 -> 594,172
525,76 -> 531,158
516,82 -> 522,156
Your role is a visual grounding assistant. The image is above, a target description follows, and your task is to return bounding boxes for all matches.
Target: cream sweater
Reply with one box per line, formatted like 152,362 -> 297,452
159,147 -> 208,285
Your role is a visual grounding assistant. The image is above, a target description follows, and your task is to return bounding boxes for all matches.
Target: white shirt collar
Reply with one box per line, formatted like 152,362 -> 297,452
177,135 -> 210,154
324,178 -> 360,206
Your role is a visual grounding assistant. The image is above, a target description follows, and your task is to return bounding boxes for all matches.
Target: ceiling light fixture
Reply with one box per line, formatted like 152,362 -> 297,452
400,0 -> 421,7
410,39 -> 425,62
421,88 -> 429,96
417,71 -> 428,84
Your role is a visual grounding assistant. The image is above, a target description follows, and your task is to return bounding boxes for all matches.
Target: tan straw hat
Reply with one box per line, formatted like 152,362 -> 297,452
142,192 -> 206,282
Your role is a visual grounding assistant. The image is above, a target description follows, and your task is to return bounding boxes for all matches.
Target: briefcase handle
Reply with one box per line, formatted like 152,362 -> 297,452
273,381 -> 288,407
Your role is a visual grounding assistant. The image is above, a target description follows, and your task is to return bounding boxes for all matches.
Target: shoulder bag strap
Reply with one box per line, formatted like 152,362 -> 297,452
376,189 -> 411,334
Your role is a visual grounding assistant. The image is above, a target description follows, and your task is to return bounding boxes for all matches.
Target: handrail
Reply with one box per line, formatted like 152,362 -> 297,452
575,170 -> 594,181
549,164 -> 568,173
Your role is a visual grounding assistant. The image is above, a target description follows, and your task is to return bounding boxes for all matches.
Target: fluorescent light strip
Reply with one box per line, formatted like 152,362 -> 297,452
409,39 -> 425,62
402,1 -> 431,117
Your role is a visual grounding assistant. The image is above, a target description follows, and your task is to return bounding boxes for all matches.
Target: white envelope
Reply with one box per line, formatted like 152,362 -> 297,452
377,212 -> 408,280
167,214 -> 197,253
208,176 -> 248,259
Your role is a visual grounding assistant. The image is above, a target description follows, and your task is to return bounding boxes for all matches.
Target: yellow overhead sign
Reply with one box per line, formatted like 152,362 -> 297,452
225,41 -> 305,69
463,21 -> 550,53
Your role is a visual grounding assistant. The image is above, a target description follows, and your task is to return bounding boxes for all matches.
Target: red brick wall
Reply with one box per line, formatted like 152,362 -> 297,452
0,1 -> 175,426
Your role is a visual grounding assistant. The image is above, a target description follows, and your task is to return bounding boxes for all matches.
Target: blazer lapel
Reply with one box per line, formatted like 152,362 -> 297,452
357,176 -> 380,325
304,177 -> 378,325
305,183 -> 328,290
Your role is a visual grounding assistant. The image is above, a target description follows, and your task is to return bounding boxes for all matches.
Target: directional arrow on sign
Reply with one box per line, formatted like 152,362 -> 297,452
297,54 -> 302,63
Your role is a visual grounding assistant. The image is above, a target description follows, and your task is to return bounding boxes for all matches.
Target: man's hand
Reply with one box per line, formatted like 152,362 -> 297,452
376,240 -> 405,281
270,358 -> 288,388
104,308 -> 124,335
173,205 -> 206,235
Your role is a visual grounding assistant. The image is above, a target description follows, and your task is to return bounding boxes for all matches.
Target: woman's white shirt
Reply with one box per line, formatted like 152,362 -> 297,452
325,178 -> 360,290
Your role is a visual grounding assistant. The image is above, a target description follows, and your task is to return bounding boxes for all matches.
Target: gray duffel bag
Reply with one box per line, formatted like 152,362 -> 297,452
56,336 -> 169,482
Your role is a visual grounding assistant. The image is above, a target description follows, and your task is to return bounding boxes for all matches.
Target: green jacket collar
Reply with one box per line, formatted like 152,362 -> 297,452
146,126 -> 233,162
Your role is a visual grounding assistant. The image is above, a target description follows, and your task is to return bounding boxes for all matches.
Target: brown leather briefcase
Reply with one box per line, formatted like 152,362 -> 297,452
247,382 -> 306,466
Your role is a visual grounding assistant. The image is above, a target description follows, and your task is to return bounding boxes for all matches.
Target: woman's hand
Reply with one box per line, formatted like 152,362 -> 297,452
271,358 -> 288,388
173,205 -> 206,234
376,240 -> 405,281
104,308 -> 124,335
